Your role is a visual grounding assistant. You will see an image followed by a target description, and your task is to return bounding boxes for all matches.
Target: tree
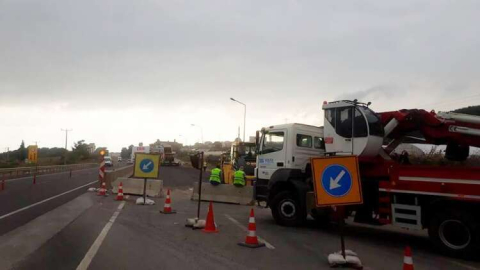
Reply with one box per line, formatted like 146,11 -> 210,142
212,141 -> 223,150
121,147 -> 130,159
127,145 -> 134,157
18,140 -> 27,162
70,140 -> 90,162
453,105 -> 480,116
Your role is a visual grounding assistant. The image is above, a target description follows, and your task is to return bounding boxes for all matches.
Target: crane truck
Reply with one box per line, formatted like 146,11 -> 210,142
254,100 -> 480,258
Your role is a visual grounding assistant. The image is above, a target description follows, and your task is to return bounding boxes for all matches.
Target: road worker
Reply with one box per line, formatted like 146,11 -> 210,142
233,166 -> 246,187
209,164 -> 222,186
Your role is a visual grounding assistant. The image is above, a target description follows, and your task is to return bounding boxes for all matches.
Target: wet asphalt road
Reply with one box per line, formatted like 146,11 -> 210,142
3,165 -> 480,270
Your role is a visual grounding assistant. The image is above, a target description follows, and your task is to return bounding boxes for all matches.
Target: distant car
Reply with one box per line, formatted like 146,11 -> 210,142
104,157 -> 113,167
127,158 -> 134,164
117,157 -> 122,162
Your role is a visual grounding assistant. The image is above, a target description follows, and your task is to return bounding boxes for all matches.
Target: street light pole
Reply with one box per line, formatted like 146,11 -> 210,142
230,98 -> 246,142
191,124 -> 204,144
61,129 -> 72,165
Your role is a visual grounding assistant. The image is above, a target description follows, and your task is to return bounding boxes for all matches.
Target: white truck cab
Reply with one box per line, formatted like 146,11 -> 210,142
255,123 -> 324,202
322,100 -> 384,157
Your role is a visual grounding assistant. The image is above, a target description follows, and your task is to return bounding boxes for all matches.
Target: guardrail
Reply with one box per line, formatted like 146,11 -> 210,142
0,163 -> 98,180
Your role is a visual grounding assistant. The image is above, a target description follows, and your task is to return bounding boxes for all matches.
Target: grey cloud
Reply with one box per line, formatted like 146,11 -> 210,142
0,0 -> 479,110
336,85 -> 399,103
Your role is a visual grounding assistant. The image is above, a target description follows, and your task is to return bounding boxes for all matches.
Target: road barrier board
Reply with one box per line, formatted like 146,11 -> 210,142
311,156 -> 362,207
134,153 -> 160,179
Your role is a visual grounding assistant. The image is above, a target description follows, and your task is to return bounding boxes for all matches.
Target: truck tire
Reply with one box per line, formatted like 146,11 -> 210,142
428,209 -> 479,258
270,190 -> 306,227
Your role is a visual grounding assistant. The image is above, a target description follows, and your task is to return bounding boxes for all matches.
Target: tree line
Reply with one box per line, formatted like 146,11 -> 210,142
0,140 -> 105,168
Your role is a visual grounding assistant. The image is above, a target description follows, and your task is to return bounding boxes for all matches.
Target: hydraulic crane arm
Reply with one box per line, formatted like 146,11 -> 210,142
378,109 -> 480,160
379,109 -> 480,147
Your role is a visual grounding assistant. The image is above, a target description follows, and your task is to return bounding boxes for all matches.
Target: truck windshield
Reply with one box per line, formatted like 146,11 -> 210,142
261,131 -> 285,154
359,106 -> 384,137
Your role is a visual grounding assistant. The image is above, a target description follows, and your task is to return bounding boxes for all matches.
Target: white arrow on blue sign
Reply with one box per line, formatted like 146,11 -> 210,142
139,159 -> 154,173
321,164 -> 352,197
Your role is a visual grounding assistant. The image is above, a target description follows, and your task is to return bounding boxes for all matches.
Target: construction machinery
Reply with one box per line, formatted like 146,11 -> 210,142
255,100 -> 480,258
222,141 -> 256,186
161,145 -> 180,166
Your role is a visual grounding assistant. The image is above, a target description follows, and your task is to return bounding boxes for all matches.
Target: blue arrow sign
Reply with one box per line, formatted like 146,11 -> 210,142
139,158 -> 154,173
321,164 -> 352,197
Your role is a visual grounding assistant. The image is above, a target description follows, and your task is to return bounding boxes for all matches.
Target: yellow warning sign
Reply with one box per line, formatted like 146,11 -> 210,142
28,145 -> 38,163
133,153 -> 160,179
311,156 -> 363,207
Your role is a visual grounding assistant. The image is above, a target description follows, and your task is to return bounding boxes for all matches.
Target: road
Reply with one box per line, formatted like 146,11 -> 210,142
1,165 -> 479,270
0,162 -> 129,236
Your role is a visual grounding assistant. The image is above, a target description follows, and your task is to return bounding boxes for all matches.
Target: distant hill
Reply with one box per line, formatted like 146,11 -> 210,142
453,105 -> 480,116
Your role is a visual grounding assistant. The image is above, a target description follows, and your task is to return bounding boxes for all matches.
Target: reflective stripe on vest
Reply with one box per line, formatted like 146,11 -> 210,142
233,170 -> 245,186
209,168 -> 221,183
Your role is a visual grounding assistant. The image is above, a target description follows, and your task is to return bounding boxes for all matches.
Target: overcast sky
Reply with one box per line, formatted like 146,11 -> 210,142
1,0 -> 479,152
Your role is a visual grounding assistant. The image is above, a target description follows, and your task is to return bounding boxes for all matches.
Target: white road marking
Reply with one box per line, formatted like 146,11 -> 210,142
225,214 -> 275,250
445,259 -> 479,270
76,201 -> 125,270
0,180 -> 98,221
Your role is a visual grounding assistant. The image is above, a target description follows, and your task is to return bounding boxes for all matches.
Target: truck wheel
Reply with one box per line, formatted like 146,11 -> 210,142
428,209 -> 479,258
270,190 -> 306,227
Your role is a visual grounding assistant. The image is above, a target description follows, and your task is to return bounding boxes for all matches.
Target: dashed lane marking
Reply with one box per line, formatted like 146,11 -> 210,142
0,180 -> 98,221
76,201 -> 125,270
225,214 -> 275,250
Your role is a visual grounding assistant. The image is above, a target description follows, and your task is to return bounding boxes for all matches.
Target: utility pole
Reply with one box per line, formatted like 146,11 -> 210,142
61,129 -> 72,165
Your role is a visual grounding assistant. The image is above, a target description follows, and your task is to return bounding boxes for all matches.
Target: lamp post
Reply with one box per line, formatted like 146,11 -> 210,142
191,124 -> 204,144
61,129 -> 72,165
230,97 -> 246,142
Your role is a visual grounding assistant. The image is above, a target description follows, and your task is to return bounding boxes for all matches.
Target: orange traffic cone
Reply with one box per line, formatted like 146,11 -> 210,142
115,182 -> 124,201
160,189 -> 176,214
238,208 -> 265,248
403,246 -> 414,270
97,181 -> 106,196
202,201 -> 218,233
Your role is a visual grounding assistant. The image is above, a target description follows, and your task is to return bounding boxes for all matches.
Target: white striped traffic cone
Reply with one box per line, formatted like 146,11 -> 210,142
160,189 -> 176,214
238,208 -> 265,248
97,182 -> 106,196
115,182 -> 124,201
403,246 -> 414,270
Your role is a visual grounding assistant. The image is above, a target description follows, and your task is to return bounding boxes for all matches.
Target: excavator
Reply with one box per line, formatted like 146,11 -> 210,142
255,100 -> 480,258
222,141 -> 256,185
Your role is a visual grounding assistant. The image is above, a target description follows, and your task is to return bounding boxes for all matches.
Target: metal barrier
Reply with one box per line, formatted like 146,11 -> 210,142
0,163 -> 98,180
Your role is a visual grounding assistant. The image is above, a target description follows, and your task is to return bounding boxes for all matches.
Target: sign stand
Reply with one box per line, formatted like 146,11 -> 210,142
133,153 -> 161,205
185,152 -> 205,228
337,206 -> 347,259
310,156 -> 363,269
196,152 -> 204,219
143,178 -> 147,205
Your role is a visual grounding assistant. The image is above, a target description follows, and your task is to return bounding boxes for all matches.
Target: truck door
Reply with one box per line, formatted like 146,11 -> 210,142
293,133 -> 314,170
257,130 -> 287,180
